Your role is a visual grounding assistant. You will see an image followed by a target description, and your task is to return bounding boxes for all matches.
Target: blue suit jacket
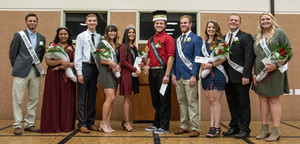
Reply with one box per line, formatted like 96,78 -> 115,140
171,32 -> 202,80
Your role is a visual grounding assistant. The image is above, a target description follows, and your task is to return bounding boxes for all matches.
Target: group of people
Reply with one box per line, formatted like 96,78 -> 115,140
9,10 -> 292,142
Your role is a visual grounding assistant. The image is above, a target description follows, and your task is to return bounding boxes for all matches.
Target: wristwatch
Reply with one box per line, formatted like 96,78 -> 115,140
275,63 -> 279,68
165,74 -> 170,78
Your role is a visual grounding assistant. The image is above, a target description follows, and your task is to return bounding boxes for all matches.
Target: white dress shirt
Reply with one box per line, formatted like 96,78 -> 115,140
225,29 -> 239,45
74,29 -> 100,76
181,30 -> 192,42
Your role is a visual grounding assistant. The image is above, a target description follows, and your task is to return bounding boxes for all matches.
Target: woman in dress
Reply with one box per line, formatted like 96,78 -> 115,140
252,12 -> 292,142
40,27 -> 76,133
98,24 -> 121,133
119,25 -> 142,132
201,20 -> 227,137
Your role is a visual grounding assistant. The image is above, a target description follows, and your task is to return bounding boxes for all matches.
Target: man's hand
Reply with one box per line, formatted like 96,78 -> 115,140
78,75 -> 84,84
171,75 -> 176,86
162,75 -> 170,84
143,65 -> 150,74
189,76 -> 196,88
242,77 -> 249,85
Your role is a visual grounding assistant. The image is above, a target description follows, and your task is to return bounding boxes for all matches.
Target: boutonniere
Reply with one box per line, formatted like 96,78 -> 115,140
39,41 -> 44,46
185,37 -> 191,43
233,37 -> 240,44
100,36 -> 104,41
155,40 -> 162,48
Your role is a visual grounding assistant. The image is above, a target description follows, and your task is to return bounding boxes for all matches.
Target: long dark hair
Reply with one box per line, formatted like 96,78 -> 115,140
204,20 -> 223,50
122,28 -> 136,59
53,27 -> 73,48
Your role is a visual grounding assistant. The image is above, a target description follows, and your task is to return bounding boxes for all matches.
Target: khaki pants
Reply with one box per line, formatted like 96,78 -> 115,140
175,77 -> 200,132
12,67 -> 41,129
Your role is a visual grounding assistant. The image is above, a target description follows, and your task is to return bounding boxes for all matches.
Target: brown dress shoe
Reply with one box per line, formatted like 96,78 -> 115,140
189,130 -> 200,137
14,128 -> 22,136
174,128 -> 189,135
79,127 -> 90,133
88,125 -> 99,131
24,126 -> 39,132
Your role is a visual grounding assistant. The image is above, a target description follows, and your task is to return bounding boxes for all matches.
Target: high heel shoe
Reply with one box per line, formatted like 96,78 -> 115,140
206,127 -> 214,137
207,127 -> 221,138
121,120 -> 136,132
266,127 -> 280,142
99,123 -> 112,133
256,124 -> 271,139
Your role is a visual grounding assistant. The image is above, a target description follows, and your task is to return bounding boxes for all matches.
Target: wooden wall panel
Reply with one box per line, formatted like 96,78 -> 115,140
0,11 -> 61,120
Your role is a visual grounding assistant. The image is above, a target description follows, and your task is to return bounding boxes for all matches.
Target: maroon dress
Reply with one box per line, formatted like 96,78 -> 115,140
40,45 -> 76,133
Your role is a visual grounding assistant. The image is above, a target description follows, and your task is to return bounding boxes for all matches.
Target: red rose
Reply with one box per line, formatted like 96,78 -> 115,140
223,43 -> 227,47
281,51 -> 286,56
279,48 -> 285,52
218,49 -> 223,54
104,48 -> 107,52
97,48 -> 101,52
52,43 -> 57,47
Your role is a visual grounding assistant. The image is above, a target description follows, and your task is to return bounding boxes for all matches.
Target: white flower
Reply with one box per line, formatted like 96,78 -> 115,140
155,43 -> 161,48
233,37 -> 239,42
100,36 -> 104,40
185,37 -> 191,43
39,41 -> 44,46
271,51 -> 280,60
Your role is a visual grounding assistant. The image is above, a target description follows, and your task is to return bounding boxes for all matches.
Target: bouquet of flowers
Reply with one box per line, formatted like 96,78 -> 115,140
132,46 -> 149,77
256,42 -> 292,81
45,43 -> 77,82
94,42 -> 120,78
202,43 -> 232,78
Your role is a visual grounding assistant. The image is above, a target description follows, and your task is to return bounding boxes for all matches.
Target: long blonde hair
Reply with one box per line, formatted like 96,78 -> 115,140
255,12 -> 280,46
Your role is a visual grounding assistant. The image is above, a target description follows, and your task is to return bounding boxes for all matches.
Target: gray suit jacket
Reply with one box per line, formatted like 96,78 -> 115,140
9,30 -> 46,78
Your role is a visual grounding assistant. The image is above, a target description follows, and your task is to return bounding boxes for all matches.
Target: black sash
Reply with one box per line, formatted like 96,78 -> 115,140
149,36 -> 166,69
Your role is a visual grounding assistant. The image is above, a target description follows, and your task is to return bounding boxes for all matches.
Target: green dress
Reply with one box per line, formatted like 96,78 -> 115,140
253,28 -> 292,97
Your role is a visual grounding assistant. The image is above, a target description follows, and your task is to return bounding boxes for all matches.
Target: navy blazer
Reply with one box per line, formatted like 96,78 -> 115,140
9,30 -> 46,78
171,32 -> 202,80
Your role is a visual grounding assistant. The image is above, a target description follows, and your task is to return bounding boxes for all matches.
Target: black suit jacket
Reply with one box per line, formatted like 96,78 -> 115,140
9,30 -> 46,78
224,30 -> 254,83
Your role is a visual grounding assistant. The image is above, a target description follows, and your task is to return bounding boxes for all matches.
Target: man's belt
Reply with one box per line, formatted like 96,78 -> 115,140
150,66 -> 163,69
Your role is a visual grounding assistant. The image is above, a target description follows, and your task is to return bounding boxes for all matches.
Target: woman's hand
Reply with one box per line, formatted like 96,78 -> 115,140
135,70 -> 142,77
202,63 -> 213,69
265,63 -> 277,73
252,74 -> 258,87
60,60 -> 70,68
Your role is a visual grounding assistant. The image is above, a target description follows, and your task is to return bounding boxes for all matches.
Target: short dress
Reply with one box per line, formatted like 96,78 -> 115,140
97,41 -> 119,89
201,42 -> 226,91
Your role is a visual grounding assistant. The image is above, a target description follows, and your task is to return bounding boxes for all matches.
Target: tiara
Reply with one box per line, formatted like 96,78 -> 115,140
126,24 -> 135,29
208,19 -> 217,23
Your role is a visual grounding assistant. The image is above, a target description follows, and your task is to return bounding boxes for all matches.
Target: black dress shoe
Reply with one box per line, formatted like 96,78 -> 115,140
235,131 -> 250,139
223,128 -> 238,136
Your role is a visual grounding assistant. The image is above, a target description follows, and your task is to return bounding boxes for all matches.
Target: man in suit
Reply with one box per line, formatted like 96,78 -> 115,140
9,13 -> 46,136
74,14 -> 100,133
171,15 -> 202,137
144,10 -> 175,134
223,13 -> 254,138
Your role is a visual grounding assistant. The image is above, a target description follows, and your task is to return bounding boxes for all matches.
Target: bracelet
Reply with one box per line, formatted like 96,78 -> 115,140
275,63 -> 279,68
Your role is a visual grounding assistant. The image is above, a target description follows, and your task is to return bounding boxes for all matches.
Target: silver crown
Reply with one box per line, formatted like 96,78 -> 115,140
208,19 -> 217,23
126,24 -> 135,29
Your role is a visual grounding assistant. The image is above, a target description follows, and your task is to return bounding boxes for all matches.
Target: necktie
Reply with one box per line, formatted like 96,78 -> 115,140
228,33 -> 233,46
181,34 -> 186,46
90,34 -> 95,64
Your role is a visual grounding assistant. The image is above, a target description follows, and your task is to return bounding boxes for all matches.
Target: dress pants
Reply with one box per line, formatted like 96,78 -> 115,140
149,69 -> 171,131
77,63 -> 99,128
12,67 -> 41,129
175,77 -> 200,132
225,80 -> 251,132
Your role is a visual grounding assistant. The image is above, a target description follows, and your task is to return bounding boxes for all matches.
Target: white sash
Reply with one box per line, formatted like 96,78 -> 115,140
84,31 -> 102,73
176,37 -> 192,70
18,31 -> 44,75
260,36 -> 288,73
227,54 -> 243,74
101,40 -> 117,63
202,42 -> 228,83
